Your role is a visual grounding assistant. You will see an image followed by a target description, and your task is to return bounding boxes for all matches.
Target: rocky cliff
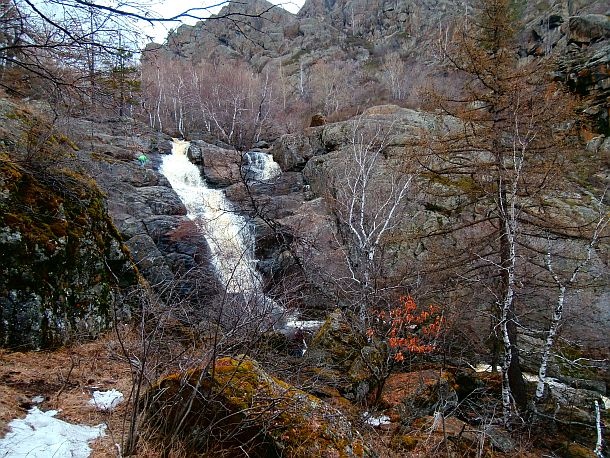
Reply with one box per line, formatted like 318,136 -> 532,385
148,0 -> 609,133
0,101 -> 138,349
271,104 -> 610,353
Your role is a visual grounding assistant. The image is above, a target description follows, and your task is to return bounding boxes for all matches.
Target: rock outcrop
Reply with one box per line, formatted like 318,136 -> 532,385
522,10 -> 610,134
163,0 -> 294,63
142,356 -> 373,457
66,118 -> 219,301
187,140 -> 242,187
0,102 -> 138,349
271,103 -> 609,370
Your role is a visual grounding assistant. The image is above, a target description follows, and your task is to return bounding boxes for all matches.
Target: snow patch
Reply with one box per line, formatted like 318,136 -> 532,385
31,395 -> 45,404
363,412 -> 391,426
522,373 -> 539,383
89,389 -> 124,411
0,407 -> 105,458
283,319 -> 325,331
473,364 -> 493,373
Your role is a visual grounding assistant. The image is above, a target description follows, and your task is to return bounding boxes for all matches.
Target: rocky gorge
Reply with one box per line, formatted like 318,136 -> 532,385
1,0 -> 610,456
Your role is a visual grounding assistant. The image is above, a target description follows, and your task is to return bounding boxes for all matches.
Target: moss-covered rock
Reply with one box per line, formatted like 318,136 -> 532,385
142,355 -> 374,457
307,309 -> 387,401
0,103 -> 138,349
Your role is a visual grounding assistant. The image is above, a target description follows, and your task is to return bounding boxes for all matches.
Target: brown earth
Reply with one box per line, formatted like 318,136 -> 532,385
0,328 -> 138,457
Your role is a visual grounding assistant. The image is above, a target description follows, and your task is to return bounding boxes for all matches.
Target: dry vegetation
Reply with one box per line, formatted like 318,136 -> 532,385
0,327 -> 139,456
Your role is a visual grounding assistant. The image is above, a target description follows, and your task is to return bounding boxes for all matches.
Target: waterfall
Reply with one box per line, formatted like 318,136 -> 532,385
243,151 -> 281,182
159,139 -> 321,336
160,140 -> 263,297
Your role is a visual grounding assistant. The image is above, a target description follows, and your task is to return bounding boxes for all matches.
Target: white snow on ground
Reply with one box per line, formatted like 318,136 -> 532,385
473,364 -> 494,373
0,407 -> 106,458
88,389 -> 124,411
283,319 -> 325,331
523,373 -> 539,382
363,412 -> 391,426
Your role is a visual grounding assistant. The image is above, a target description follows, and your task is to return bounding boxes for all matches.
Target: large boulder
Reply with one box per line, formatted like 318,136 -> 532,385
567,14 -> 610,44
271,133 -> 316,171
533,377 -> 610,444
187,140 -> 241,187
306,310 -> 388,401
0,102 -> 142,350
0,152 -> 137,349
142,356 -> 373,457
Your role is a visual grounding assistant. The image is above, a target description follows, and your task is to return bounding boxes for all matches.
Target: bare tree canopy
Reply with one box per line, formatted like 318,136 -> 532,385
0,1 -> 277,98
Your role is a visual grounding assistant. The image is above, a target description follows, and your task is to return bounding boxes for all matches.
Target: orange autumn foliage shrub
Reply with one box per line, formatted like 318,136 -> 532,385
368,296 -> 443,362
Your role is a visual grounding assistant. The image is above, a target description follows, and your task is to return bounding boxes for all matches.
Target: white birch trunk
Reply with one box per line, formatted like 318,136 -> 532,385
535,209 -> 607,403
535,282 -> 565,400
594,400 -> 604,458
500,218 -> 516,424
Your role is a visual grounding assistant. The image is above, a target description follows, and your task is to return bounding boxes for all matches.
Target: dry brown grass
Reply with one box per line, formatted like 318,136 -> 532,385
0,324 -> 564,458
0,326 -> 143,457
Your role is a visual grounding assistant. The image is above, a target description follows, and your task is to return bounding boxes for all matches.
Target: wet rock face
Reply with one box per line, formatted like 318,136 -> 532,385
187,140 -> 242,187
0,146 -> 136,349
143,356 -> 373,457
68,119 -> 219,301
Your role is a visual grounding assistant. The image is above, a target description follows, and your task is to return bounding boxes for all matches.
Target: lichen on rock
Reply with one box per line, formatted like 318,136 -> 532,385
141,355 -> 373,457
307,309 -> 388,402
0,102 -> 138,349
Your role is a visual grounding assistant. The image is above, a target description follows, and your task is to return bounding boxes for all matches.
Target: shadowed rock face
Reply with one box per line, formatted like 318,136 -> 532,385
143,356 -> 373,457
66,118 -> 220,302
0,102 -> 138,349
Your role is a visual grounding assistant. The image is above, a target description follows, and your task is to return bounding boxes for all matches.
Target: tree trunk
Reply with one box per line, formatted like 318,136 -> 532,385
507,308 -> 527,411
498,176 -> 527,422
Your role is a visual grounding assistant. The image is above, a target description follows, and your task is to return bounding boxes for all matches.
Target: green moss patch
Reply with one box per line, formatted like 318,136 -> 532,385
143,356 -> 371,457
0,105 -> 137,349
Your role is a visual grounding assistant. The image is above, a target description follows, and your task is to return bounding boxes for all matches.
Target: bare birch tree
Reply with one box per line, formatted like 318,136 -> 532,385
534,198 -> 609,402
326,117 -> 414,328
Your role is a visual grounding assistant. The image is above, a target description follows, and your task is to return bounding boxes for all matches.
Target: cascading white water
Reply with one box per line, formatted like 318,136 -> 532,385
243,151 -> 281,182
160,140 -> 263,295
159,140 -> 321,337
